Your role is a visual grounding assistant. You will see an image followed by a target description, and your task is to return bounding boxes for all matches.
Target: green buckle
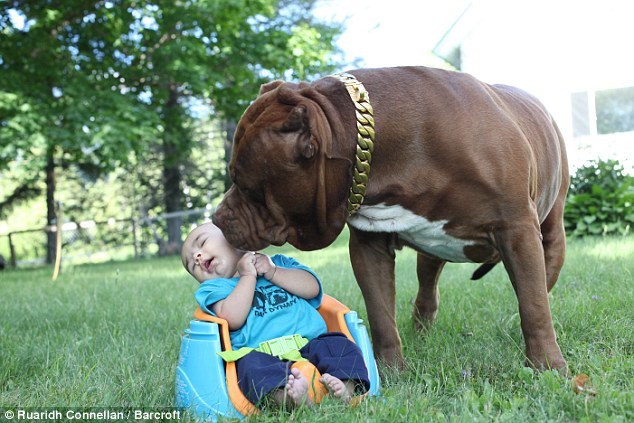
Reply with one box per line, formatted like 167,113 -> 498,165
259,334 -> 306,358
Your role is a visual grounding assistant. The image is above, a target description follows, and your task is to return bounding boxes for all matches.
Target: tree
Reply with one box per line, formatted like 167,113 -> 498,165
0,0 -> 343,260
1,2 -> 159,263
105,0 -> 344,251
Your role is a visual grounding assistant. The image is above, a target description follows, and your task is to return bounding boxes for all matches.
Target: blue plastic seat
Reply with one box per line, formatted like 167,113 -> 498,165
175,294 -> 380,421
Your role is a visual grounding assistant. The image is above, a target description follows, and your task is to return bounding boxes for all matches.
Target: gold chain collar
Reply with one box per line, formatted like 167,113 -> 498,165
330,72 -> 375,216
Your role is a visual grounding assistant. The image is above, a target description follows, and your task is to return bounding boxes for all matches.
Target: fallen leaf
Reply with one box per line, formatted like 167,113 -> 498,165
572,373 -> 597,396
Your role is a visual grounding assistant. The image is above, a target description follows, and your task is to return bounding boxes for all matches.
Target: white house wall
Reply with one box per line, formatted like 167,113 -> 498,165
453,0 -> 634,172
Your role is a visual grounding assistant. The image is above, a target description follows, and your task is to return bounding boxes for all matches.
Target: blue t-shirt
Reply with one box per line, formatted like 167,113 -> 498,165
194,254 -> 327,349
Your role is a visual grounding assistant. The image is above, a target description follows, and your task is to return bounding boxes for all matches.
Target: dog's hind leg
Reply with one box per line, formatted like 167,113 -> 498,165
541,123 -> 569,293
540,203 -> 567,293
413,254 -> 446,330
495,220 -> 567,372
540,172 -> 569,292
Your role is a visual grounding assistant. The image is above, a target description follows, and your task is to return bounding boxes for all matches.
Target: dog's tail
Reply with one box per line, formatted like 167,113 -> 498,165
471,262 -> 498,280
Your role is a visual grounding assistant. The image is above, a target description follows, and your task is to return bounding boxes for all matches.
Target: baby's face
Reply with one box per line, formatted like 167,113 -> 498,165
182,223 -> 241,282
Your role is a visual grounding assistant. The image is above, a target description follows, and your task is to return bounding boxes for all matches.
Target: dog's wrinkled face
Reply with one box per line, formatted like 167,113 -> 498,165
213,81 -> 351,251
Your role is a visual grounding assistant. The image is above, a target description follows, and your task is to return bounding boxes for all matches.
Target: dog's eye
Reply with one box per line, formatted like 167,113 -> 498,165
241,187 -> 264,203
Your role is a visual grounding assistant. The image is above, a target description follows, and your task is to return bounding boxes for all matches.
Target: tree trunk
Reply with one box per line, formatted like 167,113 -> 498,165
45,147 -> 56,264
161,85 -> 184,254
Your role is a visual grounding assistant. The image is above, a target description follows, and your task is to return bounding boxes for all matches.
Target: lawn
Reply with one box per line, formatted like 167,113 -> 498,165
1,230 -> 632,422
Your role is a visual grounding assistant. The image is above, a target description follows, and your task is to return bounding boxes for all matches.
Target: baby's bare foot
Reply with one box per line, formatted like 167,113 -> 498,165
285,367 -> 313,407
320,373 -> 355,403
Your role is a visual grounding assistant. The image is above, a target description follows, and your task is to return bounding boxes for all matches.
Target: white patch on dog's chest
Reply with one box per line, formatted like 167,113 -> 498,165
347,203 -> 474,262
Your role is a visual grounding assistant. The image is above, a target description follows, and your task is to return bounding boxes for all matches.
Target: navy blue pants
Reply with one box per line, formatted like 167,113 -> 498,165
236,332 -> 370,405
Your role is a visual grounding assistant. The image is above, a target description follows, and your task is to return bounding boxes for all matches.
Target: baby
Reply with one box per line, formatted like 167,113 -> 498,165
181,222 -> 369,408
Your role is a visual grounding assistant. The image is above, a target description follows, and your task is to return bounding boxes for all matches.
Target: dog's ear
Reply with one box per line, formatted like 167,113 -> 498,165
281,105 -> 307,133
280,105 -> 317,159
259,80 -> 284,95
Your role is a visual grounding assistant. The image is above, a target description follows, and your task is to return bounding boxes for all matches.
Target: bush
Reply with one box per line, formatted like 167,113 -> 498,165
564,159 -> 634,236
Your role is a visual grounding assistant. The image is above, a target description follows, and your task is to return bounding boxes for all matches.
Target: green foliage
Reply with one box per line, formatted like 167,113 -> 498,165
0,117 -> 228,263
0,1 -> 344,253
0,3 -> 159,175
181,119 -> 227,209
564,159 -> 634,236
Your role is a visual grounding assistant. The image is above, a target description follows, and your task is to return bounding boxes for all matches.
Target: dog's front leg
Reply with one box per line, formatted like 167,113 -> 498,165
348,226 -> 405,370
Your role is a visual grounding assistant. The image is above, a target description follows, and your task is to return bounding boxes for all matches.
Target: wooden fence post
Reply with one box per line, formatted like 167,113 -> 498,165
8,233 -> 17,268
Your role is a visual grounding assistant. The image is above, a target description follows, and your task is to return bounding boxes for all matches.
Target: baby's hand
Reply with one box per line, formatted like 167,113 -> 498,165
237,252 -> 257,278
254,253 -> 277,280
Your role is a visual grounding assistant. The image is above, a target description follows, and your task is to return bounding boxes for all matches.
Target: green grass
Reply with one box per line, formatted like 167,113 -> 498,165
1,231 -> 632,422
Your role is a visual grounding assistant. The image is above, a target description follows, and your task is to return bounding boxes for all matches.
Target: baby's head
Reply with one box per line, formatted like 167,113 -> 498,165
181,222 -> 243,283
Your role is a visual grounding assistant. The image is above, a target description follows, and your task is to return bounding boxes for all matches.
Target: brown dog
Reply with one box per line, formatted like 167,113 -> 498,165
213,67 -> 569,371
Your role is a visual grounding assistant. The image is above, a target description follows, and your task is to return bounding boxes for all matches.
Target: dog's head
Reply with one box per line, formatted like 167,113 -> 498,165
213,79 -> 354,251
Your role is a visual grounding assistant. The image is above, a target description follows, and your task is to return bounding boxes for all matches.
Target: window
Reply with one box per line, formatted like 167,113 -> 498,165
571,91 -> 592,137
571,86 -> 634,137
595,86 -> 634,134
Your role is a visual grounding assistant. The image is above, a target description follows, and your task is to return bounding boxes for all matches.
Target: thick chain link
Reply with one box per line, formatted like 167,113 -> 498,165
330,73 -> 375,216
